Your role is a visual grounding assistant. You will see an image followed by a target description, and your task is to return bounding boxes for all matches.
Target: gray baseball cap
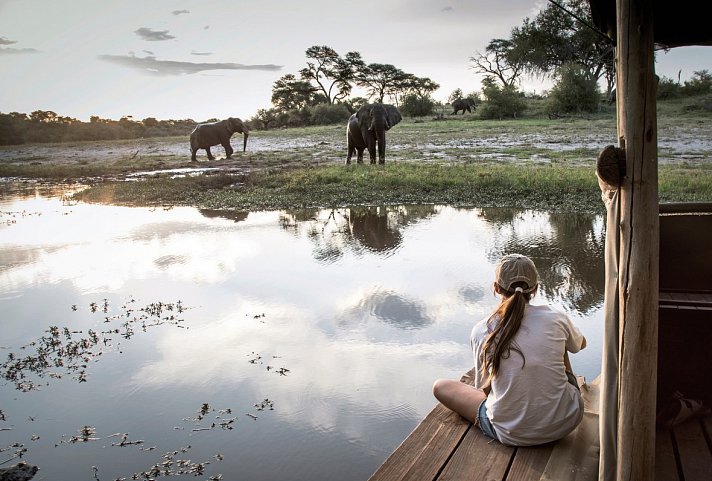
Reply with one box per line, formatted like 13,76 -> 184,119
495,254 -> 539,293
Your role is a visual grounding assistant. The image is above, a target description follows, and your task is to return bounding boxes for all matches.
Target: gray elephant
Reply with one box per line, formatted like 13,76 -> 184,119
189,117 -> 249,161
346,103 -> 402,165
451,98 -> 476,115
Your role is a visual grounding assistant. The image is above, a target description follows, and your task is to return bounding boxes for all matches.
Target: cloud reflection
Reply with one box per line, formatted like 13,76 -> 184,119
339,288 -> 433,329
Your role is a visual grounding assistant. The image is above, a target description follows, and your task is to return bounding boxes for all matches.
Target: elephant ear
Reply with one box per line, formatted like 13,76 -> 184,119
383,104 -> 402,131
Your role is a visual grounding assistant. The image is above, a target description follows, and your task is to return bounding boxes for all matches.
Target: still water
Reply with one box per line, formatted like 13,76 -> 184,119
0,183 -> 604,481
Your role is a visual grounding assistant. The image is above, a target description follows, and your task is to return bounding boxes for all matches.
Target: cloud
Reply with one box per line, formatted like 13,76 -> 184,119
0,47 -> 39,55
143,50 -> 154,55
190,50 -> 212,56
172,9 -> 189,15
442,6 -> 454,12
98,54 -> 282,75
134,27 -> 175,41
0,36 -> 38,54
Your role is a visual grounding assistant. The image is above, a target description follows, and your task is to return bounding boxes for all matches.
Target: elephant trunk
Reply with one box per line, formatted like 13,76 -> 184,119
243,131 -> 249,152
373,122 -> 386,163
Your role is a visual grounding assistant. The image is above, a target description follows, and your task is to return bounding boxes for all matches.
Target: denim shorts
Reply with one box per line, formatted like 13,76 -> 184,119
477,372 -> 580,440
476,399 -> 498,440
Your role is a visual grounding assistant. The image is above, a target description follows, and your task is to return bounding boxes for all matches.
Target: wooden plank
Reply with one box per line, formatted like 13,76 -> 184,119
367,403 -> 471,481
541,412 -> 599,481
506,443 -> 554,481
675,419 -> 712,480
654,428 -> 680,481
436,425 -> 514,481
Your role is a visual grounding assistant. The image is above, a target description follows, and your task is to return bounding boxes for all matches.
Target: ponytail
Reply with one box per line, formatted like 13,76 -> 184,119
479,282 -> 532,386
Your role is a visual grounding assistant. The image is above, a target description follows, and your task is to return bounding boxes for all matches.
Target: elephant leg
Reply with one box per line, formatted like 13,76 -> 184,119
206,147 -> 215,161
356,148 -> 364,164
366,135 -> 377,164
223,142 -> 234,158
191,148 -> 198,162
346,137 -> 355,164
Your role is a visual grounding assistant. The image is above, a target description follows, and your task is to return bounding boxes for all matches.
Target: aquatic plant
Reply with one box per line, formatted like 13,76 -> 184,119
0,299 -> 189,391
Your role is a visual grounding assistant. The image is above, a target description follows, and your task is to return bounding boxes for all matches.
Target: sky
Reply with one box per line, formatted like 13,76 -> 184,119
1,0 -> 710,122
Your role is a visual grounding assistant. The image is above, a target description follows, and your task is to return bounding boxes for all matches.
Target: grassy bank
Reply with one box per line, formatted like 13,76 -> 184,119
73,162 -> 712,213
2,104 -> 711,212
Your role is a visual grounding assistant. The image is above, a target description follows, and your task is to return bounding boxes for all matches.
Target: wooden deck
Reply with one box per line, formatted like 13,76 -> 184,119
368,372 -> 599,481
656,415 -> 712,481
368,371 -> 712,481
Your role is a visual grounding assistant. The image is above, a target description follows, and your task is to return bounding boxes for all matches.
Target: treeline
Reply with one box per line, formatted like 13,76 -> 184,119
0,111 -> 198,146
248,45 -> 439,130
3,0 -> 710,145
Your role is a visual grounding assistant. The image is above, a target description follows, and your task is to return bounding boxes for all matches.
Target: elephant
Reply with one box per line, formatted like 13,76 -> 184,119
451,98 -> 476,115
189,117 -> 249,161
346,103 -> 402,165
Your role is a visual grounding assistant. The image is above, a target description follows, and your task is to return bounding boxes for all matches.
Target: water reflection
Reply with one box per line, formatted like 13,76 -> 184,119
480,208 -> 605,314
276,205 -> 440,263
339,288 -> 432,329
0,184 -> 604,481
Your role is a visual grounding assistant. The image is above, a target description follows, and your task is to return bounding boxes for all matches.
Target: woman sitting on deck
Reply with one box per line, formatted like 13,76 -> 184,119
433,254 -> 587,446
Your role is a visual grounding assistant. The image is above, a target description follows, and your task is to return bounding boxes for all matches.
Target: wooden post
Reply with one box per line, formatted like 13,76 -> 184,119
615,0 -> 659,479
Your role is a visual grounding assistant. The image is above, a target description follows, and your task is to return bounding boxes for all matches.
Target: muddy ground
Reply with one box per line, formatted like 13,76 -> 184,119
1,117 -> 710,180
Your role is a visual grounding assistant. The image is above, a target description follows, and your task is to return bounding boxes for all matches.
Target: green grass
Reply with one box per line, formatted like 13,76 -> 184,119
5,97 -> 711,212
73,162 -> 712,213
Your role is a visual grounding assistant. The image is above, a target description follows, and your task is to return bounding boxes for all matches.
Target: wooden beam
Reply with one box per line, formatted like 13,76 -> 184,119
615,0 -> 659,479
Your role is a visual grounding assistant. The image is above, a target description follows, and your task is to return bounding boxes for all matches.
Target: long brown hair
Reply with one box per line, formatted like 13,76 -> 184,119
479,281 -> 532,386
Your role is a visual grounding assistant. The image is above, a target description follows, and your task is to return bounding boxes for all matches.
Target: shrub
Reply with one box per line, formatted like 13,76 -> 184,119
681,70 -> 712,97
309,103 -> 351,125
478,77 -> 527,119
546,64 -> 600,115
400,94 -> 436,117
657,76 -> 681,100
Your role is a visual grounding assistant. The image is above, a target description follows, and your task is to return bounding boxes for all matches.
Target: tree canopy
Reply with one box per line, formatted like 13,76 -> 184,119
298,46 -> 365,104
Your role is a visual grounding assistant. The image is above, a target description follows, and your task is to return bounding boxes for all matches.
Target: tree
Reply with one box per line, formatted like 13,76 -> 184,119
400,94 -> 436,117
681,70 -> 712,96
478,77 -> 527,119
403,76 -> 440,100
470,39 -> 524,88
509,0 -> 615,99
357,63 -> 411,103
448,89 -> 464,103
299,46 -> 364,104
271,74 -> 317,111
547,63 -> 600,114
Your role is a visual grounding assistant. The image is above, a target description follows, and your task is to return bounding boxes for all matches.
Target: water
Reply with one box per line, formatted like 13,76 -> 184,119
0,183 -> 604,480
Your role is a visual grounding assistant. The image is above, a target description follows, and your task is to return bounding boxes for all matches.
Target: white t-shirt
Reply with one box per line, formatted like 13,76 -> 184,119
470,303 -> 585,446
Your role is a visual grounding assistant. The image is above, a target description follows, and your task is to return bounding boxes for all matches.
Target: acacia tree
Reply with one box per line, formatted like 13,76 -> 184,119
356,63 -> 409,103
470,39 -> 524,88
508,0 -> 615,99
299,46 -> 365,104
271,74 -> 318,111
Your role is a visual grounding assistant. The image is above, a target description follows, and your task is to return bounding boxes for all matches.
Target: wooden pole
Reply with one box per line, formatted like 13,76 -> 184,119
615,0 -> 659,479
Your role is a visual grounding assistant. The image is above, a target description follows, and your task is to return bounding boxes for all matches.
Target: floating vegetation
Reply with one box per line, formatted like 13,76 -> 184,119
109,433 -> 144,447
125,445 -> 219,480
253,399 -> 274,411
0,299 -> 189,392
0,441 -> 27,464
55,425 -> 99,446
183,404 -> 237,432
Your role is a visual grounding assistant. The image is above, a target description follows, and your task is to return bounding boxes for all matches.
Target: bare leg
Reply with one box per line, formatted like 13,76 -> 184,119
432,379 -> 486,423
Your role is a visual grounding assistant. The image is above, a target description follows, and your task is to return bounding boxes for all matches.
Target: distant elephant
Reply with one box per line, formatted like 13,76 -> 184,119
451,98 -> 476,115
189,117 -> 249,161
346,103 -> 402,165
